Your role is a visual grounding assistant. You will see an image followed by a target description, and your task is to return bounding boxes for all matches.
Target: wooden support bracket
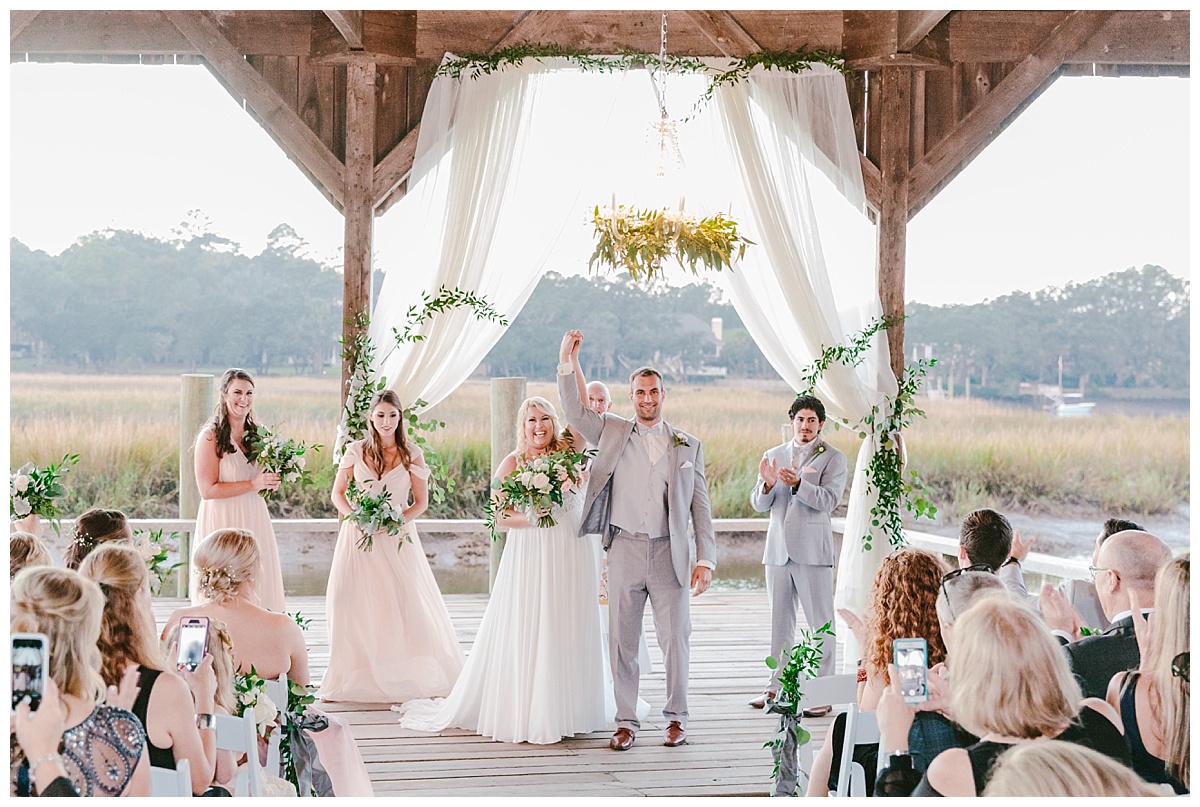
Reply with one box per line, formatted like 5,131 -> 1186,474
323,10 -> 362,49
489,10 -> 560,53
10,10 -> 40,43
164,10 -> 345,208
373,124 -> 420,214
907,9 -> 1114,213
686,10 -> 759,57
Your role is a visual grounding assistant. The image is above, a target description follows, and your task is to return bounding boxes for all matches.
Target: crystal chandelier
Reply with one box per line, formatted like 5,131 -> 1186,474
649,11 -> 684,177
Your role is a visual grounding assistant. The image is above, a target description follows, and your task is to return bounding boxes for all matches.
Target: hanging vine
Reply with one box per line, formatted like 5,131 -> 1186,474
797,316 -> 937,552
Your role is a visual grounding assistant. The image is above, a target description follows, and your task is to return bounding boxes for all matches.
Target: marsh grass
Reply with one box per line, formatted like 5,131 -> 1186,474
9,374 -> 1189,519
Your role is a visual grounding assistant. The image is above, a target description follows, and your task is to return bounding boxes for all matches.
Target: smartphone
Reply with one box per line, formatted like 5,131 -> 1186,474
12,633 -> 49,713
176,617 -> 210,672
893,637 -> 929,705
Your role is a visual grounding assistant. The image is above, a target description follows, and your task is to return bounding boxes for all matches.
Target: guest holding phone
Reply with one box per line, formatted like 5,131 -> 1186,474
191,368 -> 285,611
10,567 -> 149,796
321,390 -> 463,703
79,544 -> 219,795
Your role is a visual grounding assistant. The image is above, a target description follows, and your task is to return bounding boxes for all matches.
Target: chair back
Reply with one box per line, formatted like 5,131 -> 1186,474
796,673 -> 860,791
262,674 -> 288,781
214,712 -> 265,797
150,758 -> 191,797
831,704 -> 880,797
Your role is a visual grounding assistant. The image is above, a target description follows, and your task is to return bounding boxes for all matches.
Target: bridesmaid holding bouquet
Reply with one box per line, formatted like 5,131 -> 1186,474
191,368 -> 286,612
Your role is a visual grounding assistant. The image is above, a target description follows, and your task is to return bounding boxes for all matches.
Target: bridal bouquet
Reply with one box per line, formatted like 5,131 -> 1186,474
485,445 -> 587,542
132,529 -> 184,596
249,427 -> 321,499
10,453 -> 79,534
345,478 -> 406,552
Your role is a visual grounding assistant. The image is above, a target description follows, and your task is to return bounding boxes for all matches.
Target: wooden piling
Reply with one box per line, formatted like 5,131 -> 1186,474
178,374 -> 213,597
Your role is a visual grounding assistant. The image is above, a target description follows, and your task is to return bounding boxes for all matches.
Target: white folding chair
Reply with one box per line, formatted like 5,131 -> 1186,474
830,704 -> 880,797
215,712 -> 264,797
262,674 -> 288,782
150,758 -> 191,797
795,673 -> 861,787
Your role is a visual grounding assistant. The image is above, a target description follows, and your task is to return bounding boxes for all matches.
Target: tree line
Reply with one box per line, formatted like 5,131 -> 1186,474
9,226 -> 1188,392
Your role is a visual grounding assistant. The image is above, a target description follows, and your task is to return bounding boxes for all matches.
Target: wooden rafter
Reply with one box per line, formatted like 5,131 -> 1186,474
896,10 -> 950,52
373,124 -> 420,213
877,66 -> 911,381
10,10 -> 40,43
907,10 -> 1114,214
488,10 -> 559,53
686,10 -> 758,57
323,10 -> 362,49
859,153 -> 882,216
163,10 -> 345,209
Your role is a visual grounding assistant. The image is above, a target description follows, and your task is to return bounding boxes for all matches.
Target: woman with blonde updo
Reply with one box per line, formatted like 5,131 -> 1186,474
10,531 -> 52,579
322,389 -> 463,703
164,529 -> 373,796
191,368 -> 285,611
80,543 -> 220,794
983,740 -> 1167,797
63,507 -> 133,570
9,566 -> 149,796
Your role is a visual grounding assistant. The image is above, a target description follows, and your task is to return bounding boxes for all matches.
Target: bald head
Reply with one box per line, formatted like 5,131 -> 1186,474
1095,530 -> 1173,618
586,381 -> 612,415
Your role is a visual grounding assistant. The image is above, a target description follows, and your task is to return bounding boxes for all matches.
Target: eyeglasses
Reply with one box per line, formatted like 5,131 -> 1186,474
1172,652 -> 1189,683
939,564 -> 994,622
1088,565 -> 1115,582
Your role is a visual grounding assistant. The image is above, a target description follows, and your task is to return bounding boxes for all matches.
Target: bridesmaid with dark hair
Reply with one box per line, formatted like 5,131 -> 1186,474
64,507 -> 134,570
191,368 -> 285,612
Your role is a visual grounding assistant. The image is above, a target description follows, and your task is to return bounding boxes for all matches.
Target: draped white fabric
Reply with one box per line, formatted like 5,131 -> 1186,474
370,60 -> 898,663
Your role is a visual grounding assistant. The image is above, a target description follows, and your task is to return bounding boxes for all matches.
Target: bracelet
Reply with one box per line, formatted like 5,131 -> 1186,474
27,752 -> 62,785
196,713 -> 216,730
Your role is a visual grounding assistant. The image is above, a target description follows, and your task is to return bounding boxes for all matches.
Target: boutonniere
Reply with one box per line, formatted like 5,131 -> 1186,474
813,444 -> 826,457
672,433 -> 689,448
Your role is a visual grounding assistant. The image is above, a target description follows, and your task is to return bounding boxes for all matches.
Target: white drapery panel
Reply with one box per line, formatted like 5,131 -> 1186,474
370,62 -> 898,662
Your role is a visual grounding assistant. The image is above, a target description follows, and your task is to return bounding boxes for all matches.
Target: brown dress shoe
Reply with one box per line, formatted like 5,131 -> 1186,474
749,691 -> 776,709
663,721 -> 687,747
610,728 -> 635,751
802,704 -> 832,718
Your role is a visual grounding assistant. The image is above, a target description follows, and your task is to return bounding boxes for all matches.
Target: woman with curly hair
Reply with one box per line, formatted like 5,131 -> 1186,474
805,547 -> 948,796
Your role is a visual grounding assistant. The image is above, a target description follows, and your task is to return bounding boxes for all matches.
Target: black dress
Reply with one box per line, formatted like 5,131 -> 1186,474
1118,672 -> 1188,794
131,666 -> 177,770
909,705 -> 1133,796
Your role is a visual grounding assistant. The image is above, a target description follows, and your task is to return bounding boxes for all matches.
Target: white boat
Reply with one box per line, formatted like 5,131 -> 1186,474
1055,401 -> 1096,418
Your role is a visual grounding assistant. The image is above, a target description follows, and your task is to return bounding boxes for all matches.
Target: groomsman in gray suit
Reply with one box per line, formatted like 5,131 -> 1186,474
557,330 -> 716,752
748,394 -> 846,712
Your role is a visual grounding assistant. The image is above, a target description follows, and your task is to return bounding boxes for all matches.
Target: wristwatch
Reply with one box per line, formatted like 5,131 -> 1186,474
196,713 -> 216,730
1001,556 -> 1020,568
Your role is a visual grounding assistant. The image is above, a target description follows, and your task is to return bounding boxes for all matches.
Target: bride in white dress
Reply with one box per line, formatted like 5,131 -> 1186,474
395,397 -> 607,744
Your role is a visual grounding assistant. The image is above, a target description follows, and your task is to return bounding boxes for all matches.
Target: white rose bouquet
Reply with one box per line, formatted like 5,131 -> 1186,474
10,453 -> 79,534
233,667 -> 280,738
345,478 -> 406,552
484,444 -> 587,542
132,529 -> 184,596
249,426 -> 320,499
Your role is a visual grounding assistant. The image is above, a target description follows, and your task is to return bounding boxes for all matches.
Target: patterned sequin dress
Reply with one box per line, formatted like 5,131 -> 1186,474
10,705 -> 145,796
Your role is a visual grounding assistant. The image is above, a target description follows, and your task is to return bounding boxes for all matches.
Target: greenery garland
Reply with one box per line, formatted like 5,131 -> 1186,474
337,287 -> 509,506
797,316 -> 938,552
589,204 -> 753,280
433,44 -> 847,122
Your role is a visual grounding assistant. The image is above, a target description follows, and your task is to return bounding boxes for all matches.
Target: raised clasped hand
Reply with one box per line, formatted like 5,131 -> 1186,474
559,330 -> 583,363
759,456 -> 779,487
777,465 -> 800,488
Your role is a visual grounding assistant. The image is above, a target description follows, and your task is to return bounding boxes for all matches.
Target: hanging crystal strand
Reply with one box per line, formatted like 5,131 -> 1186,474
649,10 -> 683,178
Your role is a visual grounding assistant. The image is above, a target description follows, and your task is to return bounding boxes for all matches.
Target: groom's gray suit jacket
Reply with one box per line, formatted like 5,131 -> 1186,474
751,437 -> 847,567
558,372 -> 716,588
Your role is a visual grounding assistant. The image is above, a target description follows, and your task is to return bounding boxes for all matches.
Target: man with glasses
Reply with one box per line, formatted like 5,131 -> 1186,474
1041,530 -> 1173,698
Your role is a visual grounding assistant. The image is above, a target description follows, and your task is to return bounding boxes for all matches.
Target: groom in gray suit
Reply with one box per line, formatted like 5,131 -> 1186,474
749,394 -> 846,711
557,330 -> 716,752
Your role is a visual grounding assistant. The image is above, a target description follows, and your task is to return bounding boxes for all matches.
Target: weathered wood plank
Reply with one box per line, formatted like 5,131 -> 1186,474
878,65 -> 911,383
897,10 -> 951,53
686,10 -> 759,57
372,124 -> 419,211
343,59 -> 376,390
323,10 -> 363,49
164,10 -> 344,209
10,10 -> 40,43
488,10 -> 560,54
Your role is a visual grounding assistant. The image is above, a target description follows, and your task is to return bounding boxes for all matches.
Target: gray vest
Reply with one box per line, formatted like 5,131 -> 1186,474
610,431 -> 671,537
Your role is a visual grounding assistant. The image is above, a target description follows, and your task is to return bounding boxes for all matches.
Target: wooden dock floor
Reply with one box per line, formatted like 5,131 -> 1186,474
153,591 -> 839,797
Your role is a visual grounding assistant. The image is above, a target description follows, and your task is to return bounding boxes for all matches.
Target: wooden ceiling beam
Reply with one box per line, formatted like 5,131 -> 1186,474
311,11 -> 417,65
950,10 -> 1188,65
323,10 -> 363,49
897,11 -> 951,52
908,10 -> 1114,214
10,10 -> 41,43
487,11 -> 560,53
686,10 -> 759,57
859,153 -> 882,217
843,9 -> 951,70
373,124 -> 420,213
163,10 -> 345,208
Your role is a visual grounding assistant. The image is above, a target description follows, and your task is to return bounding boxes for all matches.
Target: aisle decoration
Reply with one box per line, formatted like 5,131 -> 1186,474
345,479 -> 405,553
764,621 -> 835,796
249,427 -> 321,499
590,203 -> 753,280
233,667 -> 279,738
484,435 -> 588,542
798,316 -> 937,551
280,680 -> 334,797
9,453 -> 79,535
132,528 -> 184,596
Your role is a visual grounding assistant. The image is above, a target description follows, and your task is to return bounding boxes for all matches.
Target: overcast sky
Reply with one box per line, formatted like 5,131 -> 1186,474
7,63 -> 1191,306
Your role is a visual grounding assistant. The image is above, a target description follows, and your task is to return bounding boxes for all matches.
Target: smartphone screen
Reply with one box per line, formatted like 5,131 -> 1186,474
176,617 -> 209,672
12,634 -> 48,712
893,637 -> 929,705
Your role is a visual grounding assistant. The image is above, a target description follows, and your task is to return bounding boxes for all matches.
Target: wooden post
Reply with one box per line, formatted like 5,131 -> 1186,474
178,374 -> 213,597
877,66 -> 912,384
489,377 -> 526,591
342,60 -> 376,393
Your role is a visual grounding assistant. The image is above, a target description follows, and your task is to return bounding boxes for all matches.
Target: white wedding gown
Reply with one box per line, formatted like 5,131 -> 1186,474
394,489 -> 609,744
